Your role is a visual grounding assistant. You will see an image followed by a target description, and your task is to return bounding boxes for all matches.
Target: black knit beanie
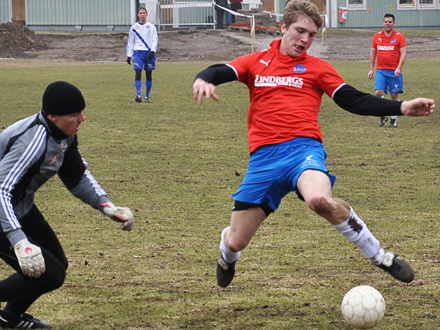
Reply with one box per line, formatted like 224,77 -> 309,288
42,81 -> 86,115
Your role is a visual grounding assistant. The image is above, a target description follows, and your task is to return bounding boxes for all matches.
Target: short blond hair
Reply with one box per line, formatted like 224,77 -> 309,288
283,0 -> 322,30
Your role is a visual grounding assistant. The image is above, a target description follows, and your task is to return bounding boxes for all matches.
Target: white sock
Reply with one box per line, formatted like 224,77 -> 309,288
370,248 -> 385,266
333,207 -> 382,263
391,115 -> 398,120
391,100 -> 399,119
219,226 -> 241,263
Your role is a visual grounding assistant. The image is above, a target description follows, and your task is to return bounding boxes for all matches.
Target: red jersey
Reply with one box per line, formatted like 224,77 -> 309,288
371,30 -> 406,70
228,39 -> 346,154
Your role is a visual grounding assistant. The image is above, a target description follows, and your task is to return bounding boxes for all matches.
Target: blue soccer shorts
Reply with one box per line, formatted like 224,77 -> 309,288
133,50 -> 156,71
374,69 -> 403,94
232,137 -> 336,212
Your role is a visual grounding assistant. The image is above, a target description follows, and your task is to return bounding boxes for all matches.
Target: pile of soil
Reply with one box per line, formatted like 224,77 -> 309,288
0,22 -> 48,58
0,23 -> 258,62
1,22 -> 439,62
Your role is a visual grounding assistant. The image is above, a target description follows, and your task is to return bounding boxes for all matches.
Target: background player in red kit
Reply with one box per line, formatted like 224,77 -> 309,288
368,13 -> 407,127
192,0 -> 434,288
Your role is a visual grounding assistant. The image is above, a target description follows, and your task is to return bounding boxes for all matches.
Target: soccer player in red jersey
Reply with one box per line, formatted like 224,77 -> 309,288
193,0 -> 434,288
368,13 -> 407,127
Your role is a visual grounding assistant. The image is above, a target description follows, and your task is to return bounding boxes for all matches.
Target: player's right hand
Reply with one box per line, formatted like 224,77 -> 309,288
127,57 -> 131,65
14,239 -> 45,278
193,78 -> 219,105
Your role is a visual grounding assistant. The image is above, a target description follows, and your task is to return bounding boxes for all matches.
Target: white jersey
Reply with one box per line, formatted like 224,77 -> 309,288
126,21 -> 158,57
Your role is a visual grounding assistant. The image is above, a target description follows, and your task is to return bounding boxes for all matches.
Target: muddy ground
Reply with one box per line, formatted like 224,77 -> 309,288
0,22 -> 439,63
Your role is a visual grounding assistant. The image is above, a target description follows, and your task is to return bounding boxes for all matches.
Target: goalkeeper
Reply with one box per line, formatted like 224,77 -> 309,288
0,81 -> 134,329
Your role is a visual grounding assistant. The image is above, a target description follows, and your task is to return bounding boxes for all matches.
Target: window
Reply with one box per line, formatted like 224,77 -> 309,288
399,0 -> 436,9
347,0 -> 366,10
419,0 -> 436,9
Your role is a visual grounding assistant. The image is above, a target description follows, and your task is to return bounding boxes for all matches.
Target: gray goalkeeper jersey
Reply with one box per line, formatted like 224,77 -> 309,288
0,111 -> 110,245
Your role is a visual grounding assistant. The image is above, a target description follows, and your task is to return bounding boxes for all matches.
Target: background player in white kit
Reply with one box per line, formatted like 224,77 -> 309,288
126,7 -> 158,103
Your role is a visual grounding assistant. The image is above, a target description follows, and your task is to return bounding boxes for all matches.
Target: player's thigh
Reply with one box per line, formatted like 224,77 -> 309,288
297,169 -> 333,204
374,70 -> 387,91
388,74 -> 403,94
0,234 -> 20,272
133,52 -> 146,70
145,59 -> 156,71
20,205 -> 68,268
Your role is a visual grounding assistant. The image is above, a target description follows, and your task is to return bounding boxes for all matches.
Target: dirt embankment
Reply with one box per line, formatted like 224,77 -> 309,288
1,22 -> 439,62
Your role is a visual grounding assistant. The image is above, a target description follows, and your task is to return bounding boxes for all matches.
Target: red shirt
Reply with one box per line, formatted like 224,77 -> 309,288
228,39 -> 346,154
371,30 -> 406,70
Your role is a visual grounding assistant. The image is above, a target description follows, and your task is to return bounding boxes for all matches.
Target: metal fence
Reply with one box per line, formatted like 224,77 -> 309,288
158,0 -> 215,30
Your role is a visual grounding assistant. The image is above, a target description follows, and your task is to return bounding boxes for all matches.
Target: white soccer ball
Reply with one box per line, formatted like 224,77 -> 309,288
341,285 -> 386,329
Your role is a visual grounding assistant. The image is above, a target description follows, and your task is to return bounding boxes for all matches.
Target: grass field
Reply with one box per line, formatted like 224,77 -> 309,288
0,56 -> 439,329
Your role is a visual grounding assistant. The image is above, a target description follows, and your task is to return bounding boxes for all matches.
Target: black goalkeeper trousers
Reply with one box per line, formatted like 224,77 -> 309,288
0,204 -> 68,317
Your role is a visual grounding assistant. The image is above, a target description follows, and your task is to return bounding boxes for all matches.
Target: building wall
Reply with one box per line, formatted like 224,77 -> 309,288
333,0 -> 440,28
273,0 -> 439,29
25,0 -> 131,31
0,0 -> 12,23
2,0 -> 438,30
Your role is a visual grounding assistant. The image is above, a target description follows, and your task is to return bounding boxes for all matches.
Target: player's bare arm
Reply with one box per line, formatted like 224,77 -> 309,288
395,46 -> 407,77
368,49 -> 376,80
401,98 -> 435,117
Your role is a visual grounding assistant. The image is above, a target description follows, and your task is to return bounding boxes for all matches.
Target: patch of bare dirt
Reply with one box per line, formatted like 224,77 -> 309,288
1,22 -> 439,63
0,22 -> 48,59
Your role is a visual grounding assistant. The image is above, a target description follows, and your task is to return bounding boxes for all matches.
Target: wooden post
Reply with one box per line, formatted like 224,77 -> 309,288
251,15 -> 255,53
321,11 -> 325,56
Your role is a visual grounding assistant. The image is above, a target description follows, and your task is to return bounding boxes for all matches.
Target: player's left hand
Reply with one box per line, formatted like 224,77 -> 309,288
101,202 -> 134,231
148,51 -> 155,60
401,98 -> 435,117
127,57 -> 131,65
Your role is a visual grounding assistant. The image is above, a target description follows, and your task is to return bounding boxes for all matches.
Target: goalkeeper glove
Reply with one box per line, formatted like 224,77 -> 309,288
148,51 -> 155,60
101,202 -> 134,231
127,57 -> 131,65
14,239 -> 45,278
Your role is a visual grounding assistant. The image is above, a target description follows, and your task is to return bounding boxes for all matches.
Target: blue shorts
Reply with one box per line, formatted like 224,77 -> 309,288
133,50 -> 156,71
232,137 -> 336,212
374,69 -> 403,94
